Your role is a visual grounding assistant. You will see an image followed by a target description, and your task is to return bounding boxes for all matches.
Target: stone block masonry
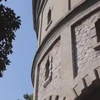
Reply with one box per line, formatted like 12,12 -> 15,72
38,40 -> 61,100
73,11 -> 100,75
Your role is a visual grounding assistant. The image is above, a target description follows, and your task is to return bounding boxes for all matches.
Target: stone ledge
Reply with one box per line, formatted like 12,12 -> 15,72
43,75 -> 52,88
46,20 -> 52,31
93,42 -> 100,50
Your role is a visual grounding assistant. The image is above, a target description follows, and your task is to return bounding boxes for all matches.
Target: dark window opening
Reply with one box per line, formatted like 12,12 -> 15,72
49,96 -> 52,100
45,57 -> 50,80
68,0 -> 71,10
71,27 -> 78,78
47,9 -> 51,24
55,95 -> 59,100
95,19 -> 100,42
63,97 -> 66,100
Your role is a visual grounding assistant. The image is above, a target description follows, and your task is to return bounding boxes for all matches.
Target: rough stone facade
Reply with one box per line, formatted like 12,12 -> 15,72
32,0 -> 100,100
73,11 -> 100,75
38,40 -> 61,100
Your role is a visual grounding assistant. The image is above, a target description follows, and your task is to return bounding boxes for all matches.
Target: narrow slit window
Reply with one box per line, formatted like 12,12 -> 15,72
45,57 -> 50,80
63,97 -> 66,100
95,19 -> 100,42
55,95 -> 59,100
47,9 -> 51,24
49,96 -> 52,100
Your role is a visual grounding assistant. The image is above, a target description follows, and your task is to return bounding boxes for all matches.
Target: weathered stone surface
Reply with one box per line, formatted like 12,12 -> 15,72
74,80 -> 85,96
38,40 -> 61,100
73,11 -> 100,74
32,1 -> 100,100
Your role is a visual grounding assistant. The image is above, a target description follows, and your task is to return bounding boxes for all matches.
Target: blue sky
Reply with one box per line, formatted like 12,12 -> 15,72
0,0 -> 37,100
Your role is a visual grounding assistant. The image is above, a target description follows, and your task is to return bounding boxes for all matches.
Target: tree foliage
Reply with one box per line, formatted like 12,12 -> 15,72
0,0 -> 21,77
17,94 -> 33,100
23,94 -> 33,100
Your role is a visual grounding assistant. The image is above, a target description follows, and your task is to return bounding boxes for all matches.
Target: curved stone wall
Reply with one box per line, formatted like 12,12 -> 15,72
32,0 -> 100,100
38,39 -> 61,100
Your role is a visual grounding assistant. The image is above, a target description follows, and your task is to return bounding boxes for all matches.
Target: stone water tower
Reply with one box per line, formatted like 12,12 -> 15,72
31,0 -> 100,100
